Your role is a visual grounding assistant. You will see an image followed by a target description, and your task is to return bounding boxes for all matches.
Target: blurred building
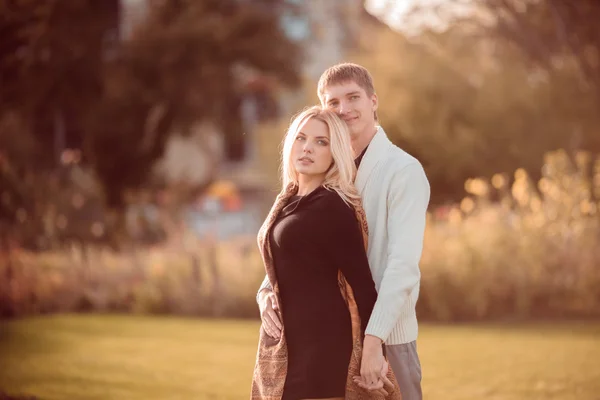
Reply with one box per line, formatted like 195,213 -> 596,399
283,0 -> 363,82
223,0 -> 365,177
118,0 -> 363,170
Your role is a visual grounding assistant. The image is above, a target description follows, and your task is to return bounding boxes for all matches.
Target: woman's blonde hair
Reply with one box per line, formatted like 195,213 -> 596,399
280,105 -> 361,207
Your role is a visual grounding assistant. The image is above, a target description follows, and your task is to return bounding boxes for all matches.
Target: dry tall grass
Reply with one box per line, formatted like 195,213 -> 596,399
419,149 -> 600,320
1,149 -> 599,321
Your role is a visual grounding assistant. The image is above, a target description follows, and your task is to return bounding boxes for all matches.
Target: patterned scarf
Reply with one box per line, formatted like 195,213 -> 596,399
250,183 -> 402,399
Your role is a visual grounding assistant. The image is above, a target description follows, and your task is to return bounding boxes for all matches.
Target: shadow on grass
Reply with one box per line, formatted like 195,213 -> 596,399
0,392 -> 39,400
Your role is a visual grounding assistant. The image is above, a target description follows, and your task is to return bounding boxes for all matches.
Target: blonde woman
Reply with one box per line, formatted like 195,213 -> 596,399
251,106 -> 400,400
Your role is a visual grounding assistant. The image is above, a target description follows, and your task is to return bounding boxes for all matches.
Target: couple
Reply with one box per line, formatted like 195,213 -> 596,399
251,63 -> 430,400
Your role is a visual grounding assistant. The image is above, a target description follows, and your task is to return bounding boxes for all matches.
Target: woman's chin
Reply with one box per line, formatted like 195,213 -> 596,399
297,168 -> 314,176
297,169 -> 325,178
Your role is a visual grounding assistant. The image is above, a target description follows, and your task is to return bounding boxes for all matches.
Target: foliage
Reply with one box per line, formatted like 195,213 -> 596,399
350,18 -> 600,203
470,0 -> 600,99
0,0 -> 303,214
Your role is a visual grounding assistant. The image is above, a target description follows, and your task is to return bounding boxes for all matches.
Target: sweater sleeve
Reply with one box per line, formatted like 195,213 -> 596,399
322,193 -> 378,334
365,161 -> 430,341
255,274 -> 273,304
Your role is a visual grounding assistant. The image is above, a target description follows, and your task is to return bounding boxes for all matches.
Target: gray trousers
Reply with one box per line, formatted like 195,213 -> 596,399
387,341 -> 422,400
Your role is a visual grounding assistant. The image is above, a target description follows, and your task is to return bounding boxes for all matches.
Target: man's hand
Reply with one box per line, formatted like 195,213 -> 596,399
353,335 -> 394,394
258,289 -> 282,339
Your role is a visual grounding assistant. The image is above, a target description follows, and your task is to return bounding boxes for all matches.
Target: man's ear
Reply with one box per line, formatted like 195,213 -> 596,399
372,93 -> 378,112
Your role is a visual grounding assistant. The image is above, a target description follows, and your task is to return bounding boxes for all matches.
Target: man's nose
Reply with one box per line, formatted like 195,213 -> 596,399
338,101 -> 351,115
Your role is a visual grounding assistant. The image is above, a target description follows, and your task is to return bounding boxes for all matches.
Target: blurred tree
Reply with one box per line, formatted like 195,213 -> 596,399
470,0 -> 600,100
0,0 -> 302,243
376,0 -> 600,97
88,0 -> 302,207
351,14 -> 600,204
470,0 -> 600,173
0,0 -> 118,167
0,0 -> 117,248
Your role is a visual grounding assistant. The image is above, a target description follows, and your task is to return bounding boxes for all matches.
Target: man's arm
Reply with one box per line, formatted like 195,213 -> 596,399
256,274 -> 273,304
365,161 -> 430,342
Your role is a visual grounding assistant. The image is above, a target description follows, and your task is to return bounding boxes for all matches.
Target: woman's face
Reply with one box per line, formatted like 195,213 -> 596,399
291,117 -> 333,179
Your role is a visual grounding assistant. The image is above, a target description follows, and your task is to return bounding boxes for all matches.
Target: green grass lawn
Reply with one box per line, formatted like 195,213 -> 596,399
1,315 -> 599,400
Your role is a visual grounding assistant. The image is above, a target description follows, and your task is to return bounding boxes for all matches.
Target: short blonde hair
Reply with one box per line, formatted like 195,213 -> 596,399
281,106 -> 360,207
317,62 -> 377,120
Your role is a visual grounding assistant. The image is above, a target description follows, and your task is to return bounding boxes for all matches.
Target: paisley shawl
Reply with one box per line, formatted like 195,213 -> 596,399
251,183 -> 402,400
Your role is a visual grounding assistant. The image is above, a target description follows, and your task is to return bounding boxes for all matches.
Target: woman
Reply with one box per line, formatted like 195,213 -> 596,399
251,106 -> 400,400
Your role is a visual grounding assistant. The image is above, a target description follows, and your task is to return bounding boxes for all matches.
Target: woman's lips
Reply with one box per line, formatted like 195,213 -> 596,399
298,157 -> 313,164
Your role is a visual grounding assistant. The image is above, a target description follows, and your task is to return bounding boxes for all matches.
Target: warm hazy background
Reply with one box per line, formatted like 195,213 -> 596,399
1,1 -> 599,399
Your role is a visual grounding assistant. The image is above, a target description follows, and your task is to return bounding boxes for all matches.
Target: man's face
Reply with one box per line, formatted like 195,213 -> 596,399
321,80 -> 378,140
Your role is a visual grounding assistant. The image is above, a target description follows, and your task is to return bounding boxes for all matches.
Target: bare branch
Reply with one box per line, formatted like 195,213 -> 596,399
547,0 -> 597,91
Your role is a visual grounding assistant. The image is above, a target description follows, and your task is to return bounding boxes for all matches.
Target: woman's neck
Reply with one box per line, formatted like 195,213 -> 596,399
297,174 -> 325,196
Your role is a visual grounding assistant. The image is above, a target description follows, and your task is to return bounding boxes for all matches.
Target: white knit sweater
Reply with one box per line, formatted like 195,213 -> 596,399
258,127 -> 430,345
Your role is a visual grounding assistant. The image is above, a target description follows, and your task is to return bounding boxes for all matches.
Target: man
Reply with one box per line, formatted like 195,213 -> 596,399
257,63 -> 430,399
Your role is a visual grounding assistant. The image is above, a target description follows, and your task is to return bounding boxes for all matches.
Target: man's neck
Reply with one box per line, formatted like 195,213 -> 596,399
352,126 -> 378,158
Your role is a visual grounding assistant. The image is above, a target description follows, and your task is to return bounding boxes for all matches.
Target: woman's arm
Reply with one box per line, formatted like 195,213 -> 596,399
322,193 -> 378,334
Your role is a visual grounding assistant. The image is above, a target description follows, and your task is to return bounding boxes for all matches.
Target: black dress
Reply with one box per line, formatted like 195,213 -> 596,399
269,186 -> 378,400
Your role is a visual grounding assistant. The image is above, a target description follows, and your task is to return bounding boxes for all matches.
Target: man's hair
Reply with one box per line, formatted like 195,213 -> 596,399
317,62 -> 376,103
